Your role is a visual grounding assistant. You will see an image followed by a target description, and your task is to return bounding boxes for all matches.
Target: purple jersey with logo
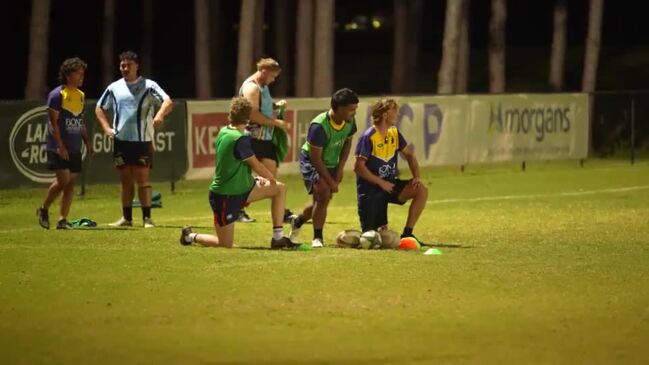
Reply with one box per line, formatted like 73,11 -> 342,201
46,85 -> 85,153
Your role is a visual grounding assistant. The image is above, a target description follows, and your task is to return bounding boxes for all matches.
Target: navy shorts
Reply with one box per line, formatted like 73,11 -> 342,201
209,189 -> 253,227
299,155 -> 337,194
113,139 -> 153,168
251,139 -> 278,166
357,179 -> 409,232
47,151 -> 82,173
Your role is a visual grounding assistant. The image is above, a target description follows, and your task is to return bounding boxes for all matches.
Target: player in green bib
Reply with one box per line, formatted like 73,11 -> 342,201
180,97 -> 298,249
289,89 -> 359,248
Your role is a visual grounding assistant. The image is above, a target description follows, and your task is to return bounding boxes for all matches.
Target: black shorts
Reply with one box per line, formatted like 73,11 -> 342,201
113,139 -> 153,168
299,157 -> 337,194
47,151 -> 82,173
209,189 -> 253,227
251,139 -> 278,166
357,179 -> 409,232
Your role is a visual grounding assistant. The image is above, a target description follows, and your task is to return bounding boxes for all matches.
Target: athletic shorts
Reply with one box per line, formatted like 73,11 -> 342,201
209,189 -> 253,227
113,139 -> 153,168
299,156 -> 337,194
47,151 -> 82,173
357,179 -> 410,232
251,139 -> 278,166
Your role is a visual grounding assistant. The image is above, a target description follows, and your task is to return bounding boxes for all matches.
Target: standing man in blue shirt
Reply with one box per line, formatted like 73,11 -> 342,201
238,57 -> 294,223
95,51 -> 173,228
37,57 -> 92,229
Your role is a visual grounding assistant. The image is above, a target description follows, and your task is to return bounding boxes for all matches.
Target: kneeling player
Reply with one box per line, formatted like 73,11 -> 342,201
354,98 -> 428,242
180,97 -> 297,249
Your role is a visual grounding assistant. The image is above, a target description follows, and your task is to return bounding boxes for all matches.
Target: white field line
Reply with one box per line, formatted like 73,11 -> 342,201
1,185 -> 647,234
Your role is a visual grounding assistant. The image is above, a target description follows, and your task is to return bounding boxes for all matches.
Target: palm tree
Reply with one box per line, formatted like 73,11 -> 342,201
488,0 -> 506,93
101,0 -> 115,87
437,0 -> 462,94
295,0 -> 314,97
141,0 -> 153,76
273,0 -> 292,96
253,0 -> 266,62
549,0 -> 567,91
582,0 -> 604,92
455,0 -> 470,93
236,0 -> 256,89
25,0 -> 51,100
312,0 -> 334,97
195,0 -> 211,98
392,0 -> 424,94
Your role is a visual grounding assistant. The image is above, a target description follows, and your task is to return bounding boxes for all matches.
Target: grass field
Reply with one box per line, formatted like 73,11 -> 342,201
1,160 -> 648,364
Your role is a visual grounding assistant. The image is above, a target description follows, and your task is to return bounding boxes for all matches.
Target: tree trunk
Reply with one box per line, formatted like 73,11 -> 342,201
25,0 -> 51,100
405,0 -> 424,92
194,0 -> 211,98
295,0 -> 314,97
312,0 -> 334,97
210,0 -> 224,96
437,0 -> 462,94
101,0 -> 115,87
236,0 -> 256,89
391,0 -> 408,94
141,0 -> 153,76
455,0 -> 470,93
253,0 -> 266,62
549,0 -> 567,91
582,0 -> 604,92
488,0 -> 506,93
273,0 -> 291,96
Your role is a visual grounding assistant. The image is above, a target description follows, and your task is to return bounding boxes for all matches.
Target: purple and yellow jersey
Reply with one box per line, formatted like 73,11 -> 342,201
45,85 -> 85,153
355,125 -> 408,196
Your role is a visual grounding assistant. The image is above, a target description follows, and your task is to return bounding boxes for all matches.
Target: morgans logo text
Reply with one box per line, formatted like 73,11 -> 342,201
488,103 -> 571,142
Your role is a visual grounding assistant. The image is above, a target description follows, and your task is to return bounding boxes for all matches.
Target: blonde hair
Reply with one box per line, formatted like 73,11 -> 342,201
256,57 -> 281,72
371,98 -> 398,124
228,97 -> 252,125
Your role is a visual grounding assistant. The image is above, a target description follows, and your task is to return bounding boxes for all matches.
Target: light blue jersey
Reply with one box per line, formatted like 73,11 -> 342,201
239,79 -> 274,141
97,77 -> 169,142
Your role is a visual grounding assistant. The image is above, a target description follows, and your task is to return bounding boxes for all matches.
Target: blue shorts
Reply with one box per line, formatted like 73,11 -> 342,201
299,154 -> 337,194
357,179 -> 409,232
209,189 -> 253,226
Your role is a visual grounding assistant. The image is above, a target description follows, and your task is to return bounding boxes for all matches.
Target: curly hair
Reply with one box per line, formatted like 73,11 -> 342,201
229,97 -> 252,125
371,98 -> 398,123
58,57 -> 87,85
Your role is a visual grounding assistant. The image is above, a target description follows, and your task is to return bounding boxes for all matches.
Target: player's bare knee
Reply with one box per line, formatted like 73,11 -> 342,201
416,184 -> 428,200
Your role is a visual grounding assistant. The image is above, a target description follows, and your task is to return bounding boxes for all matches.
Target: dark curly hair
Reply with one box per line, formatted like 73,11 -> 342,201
229,97 -> 252,125
58,57 -> 87,85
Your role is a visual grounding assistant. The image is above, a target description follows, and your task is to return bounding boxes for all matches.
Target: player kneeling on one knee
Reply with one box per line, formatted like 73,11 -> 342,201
179,97 -> 298,249
354,98 -> 429,244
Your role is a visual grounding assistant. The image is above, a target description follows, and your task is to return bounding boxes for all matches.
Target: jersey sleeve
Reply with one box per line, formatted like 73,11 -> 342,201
234,135 -> 255,161
97,87 -> 114,110
306,123 -> 326,148
149,81 -> 169,103
397,131 -> 408,151
355,133 -> 372,159
46,89 -> 61,111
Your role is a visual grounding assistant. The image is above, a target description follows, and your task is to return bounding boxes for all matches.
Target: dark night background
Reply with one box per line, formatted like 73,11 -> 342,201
1,0 -> 648,100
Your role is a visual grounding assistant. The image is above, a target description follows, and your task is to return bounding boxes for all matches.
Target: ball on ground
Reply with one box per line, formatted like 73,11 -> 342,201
336,229 -> 362,248
379,229 -> 400,249
359,230 -> 382,249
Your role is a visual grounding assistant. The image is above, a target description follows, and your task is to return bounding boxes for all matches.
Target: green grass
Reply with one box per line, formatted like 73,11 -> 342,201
1,160 -> 648,364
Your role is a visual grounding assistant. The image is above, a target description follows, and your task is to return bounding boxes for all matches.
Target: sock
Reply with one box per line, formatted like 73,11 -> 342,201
314,228 -> 323,240
123,206 -> 133,222
142,206 -> 151,220
187,233 -> 198,243
402,227 -> 413,238
294,215 -> 304,228
273,226 -> 283,240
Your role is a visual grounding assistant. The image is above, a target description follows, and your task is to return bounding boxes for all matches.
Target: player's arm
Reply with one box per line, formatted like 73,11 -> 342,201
399,144 -> 422,188
245,156 -> 277,184
309,146 -> 337,190
241,83 -> 288,131
153,96 -> 173,127
80,120 -> 93,155
354,157 -> 394,193
47,108 -> 68,160
335,137 -> 353,184
95,88 -> 115,137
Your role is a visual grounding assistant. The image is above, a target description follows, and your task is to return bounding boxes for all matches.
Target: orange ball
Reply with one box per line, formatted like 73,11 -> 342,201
399,237 -> 420,250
